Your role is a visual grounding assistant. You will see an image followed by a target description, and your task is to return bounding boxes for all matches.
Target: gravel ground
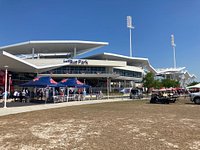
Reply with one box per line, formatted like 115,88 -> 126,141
0,97 -> 199,150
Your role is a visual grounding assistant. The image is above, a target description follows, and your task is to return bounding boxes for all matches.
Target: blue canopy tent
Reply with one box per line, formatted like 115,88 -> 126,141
59,78 -> 91,101
20,76 -> 65,103
20,76 -> 62,87
59,78 -> 90,88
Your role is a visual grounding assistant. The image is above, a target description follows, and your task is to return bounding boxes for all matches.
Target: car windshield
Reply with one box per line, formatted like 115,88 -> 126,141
131,90 -> 139,94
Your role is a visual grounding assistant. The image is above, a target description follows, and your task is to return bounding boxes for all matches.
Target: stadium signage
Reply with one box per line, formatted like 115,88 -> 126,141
63,59 -> 88,65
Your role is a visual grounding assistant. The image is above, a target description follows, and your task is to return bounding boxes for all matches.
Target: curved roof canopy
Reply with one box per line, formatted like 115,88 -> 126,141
0,40 -> 108,56
156,67 -> 186,74
0,51 -> 65,73
84,52 -> 157,73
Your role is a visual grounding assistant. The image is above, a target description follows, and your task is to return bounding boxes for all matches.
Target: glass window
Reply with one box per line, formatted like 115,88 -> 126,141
113,68 -> 142,78
41,66 -> 106,74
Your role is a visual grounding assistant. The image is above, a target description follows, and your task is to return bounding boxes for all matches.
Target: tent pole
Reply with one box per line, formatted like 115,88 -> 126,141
67,87 -> 69,102
64,87 -> 66,102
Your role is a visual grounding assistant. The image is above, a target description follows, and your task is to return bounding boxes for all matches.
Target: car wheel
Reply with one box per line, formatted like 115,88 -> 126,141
166,100 -> 170,104
150,98 -> 154,103
161,100 -> 165,104
194,98 -> 200,104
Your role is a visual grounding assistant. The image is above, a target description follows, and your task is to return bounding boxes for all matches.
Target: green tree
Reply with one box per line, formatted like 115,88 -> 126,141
143,72 -> 155,91
143,72 -> 180,91
161,79 -> 180,88
187,81 -> 199,86
153,79 -> 162,89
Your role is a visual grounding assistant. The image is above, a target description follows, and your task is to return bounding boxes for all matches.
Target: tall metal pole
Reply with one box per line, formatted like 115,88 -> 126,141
4,66 -> 8,108
173,46 -> 176,68
171,34 -> 176,68
129,28 -> 132,57
127,16 -> 134,57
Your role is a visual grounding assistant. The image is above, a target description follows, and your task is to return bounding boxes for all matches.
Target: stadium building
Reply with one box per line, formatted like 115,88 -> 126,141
0,40 -> 156,92
156,67 -> 196,88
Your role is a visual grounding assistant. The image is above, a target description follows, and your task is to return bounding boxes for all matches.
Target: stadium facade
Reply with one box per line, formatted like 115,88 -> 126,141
0,40 -> 156,92
0,40 -> 195,92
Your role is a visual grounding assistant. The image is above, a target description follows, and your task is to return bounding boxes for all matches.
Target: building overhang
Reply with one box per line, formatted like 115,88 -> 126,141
84,52 -> 157,73
114,66 -> 144,73
156,67 -> 186,74
0,40 -> 108,57
26,59 -> 126,68
0,51 -> 38,73
0,51 -> 127,73
0,51 -> 71,73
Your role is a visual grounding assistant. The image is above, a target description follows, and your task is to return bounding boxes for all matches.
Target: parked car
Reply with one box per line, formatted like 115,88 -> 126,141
120,88 -> 132,94
130,88 -> 143,99
189,92 -> 200,104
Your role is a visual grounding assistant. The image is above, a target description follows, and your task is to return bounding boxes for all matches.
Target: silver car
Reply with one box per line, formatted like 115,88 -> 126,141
130,89 -> 143,99
189,92 -> 200,104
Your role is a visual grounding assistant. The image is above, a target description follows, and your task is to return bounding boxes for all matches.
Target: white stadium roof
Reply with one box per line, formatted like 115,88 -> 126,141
84,52 -> 157,73
156,67 -> 186,74
0,51 -> 37,72
156,67 -> 196,81
0,40 -> 157,74
0,40 -> 108,72
0,51 -> 69,73
0,40 -> 108,56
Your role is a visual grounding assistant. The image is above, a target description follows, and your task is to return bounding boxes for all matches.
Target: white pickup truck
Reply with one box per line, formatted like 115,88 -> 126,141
189,92 -> 200,104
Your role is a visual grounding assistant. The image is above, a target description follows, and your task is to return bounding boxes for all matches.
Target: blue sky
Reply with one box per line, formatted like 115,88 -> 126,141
0,0 -> 200,80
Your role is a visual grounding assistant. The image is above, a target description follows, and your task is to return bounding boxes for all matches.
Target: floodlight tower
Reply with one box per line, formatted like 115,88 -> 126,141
127,16 -> 134,57
171,34 -> 176,68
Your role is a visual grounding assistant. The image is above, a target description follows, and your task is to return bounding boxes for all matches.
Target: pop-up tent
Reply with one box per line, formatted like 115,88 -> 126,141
20,76 -> 61,87
186,83 -> 200,89
20,76 -> 65,103
59,78 -> 91,102
59,78 -> 90,88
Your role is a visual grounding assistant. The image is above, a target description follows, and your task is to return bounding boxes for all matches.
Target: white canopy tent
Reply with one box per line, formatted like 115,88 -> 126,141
186,83 -> 200,89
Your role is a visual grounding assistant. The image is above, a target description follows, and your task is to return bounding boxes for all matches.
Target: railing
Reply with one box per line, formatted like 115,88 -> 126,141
42,70 -> 142,78
49,70 -> 108,74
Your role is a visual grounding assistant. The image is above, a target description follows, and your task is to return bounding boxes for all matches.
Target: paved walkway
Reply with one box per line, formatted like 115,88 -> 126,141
0,98 -> 132,117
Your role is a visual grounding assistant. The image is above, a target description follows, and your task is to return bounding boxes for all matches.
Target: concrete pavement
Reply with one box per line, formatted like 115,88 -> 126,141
0,98 -> 132,117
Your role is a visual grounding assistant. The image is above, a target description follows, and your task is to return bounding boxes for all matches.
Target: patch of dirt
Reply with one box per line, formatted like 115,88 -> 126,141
0,97 -> 200,149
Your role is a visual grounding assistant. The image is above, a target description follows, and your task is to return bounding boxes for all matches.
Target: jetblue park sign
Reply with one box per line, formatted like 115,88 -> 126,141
63,59 -> 88,65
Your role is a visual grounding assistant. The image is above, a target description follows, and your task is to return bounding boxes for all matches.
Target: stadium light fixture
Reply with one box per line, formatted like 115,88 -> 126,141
171,34 -> 176,68
127,16 -> 135,57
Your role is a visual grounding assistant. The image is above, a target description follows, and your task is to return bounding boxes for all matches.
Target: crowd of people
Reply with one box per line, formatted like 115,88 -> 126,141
0,86 -> 107,103
3,87 -> 91,103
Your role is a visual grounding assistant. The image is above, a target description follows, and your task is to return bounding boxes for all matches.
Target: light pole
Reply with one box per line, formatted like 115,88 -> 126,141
84,79 -> 86,84
171,34 -> 176,68
127,16 -> 135,57
4,65 -> 8,108
8,74 -> 12,95
107,77 -> 109,100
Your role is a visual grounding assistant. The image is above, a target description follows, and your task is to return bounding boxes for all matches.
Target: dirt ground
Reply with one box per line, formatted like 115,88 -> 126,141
0,97 -> 200,150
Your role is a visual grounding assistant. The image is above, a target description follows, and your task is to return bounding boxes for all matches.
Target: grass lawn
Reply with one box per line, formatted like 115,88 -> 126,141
0,97 -> 200,150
